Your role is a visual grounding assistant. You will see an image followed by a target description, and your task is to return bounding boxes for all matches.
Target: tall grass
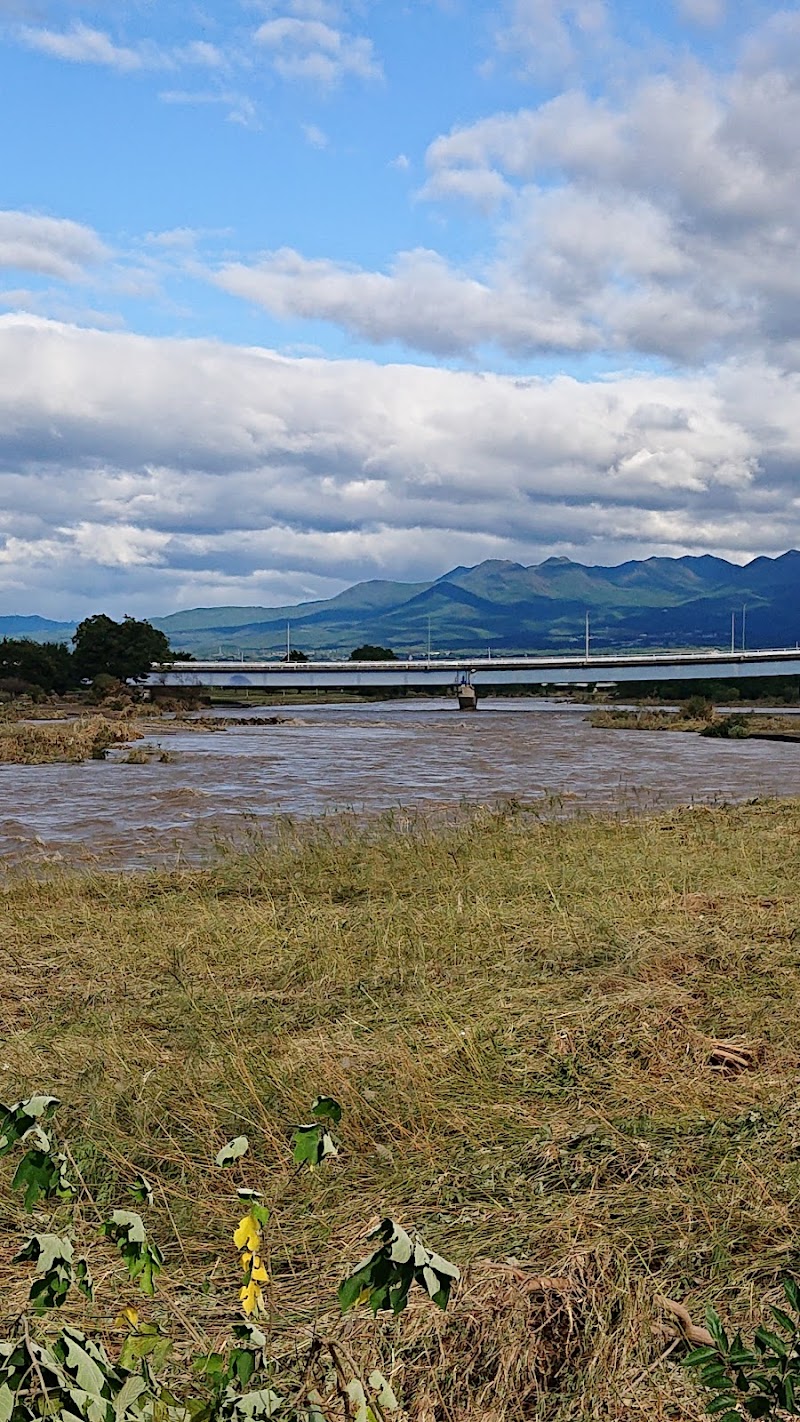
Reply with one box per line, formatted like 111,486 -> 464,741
2,800 -> 800,1417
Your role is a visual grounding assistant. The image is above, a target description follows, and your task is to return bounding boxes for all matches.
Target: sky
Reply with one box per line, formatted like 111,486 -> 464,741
1,0 -> 800,618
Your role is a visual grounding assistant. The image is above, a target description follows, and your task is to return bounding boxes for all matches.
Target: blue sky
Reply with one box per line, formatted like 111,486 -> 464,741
0,0 -> 799,616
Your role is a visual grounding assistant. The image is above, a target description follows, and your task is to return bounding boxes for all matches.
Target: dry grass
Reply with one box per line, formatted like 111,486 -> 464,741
589,708 -> 706,731
0,715 -> 141,763
590,708 -> 800,739
3,799 -> 800,1417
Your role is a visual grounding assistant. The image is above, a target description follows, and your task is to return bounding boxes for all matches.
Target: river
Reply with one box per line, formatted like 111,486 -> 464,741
3,698 -> 800,869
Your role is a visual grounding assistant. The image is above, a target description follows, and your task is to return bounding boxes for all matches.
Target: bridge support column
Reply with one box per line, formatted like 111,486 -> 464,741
457,679 -> 477,711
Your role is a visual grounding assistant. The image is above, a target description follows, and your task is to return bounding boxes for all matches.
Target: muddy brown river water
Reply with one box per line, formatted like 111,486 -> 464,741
3,698 -> 800,869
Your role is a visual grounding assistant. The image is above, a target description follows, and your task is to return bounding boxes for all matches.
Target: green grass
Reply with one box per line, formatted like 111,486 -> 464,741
3,800 -> 800,1418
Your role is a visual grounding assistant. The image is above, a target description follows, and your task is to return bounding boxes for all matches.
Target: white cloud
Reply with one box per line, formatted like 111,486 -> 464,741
0,211 -> 109,280
493,0 -> 609,75
254,15 -> 382,84
0,315 -> 797,616
214,246 -> 596,356
406,33 -> 800,365
17,24 -> 232,76
17,23 -> 157,71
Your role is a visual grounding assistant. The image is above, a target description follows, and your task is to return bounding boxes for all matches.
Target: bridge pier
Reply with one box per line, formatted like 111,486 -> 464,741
457,682 -> 477,711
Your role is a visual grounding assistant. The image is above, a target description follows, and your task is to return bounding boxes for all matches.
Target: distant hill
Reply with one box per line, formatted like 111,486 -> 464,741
0,615 -> 76,643
3,552 -> 798,658
153,551 -> 800,658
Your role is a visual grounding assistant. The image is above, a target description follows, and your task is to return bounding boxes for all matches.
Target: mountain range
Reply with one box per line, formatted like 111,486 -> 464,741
3,551 -> 800,658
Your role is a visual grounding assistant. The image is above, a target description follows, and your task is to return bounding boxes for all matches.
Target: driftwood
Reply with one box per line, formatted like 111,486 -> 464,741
656,1294 -> 714,1346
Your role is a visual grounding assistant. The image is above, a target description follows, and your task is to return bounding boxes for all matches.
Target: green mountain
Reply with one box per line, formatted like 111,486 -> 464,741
153,550 -> 800,658
3,552 -> 796,658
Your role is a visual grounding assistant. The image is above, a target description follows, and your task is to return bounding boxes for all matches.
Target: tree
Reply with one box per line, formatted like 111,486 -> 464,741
349,644 -> 397,661
72,615 -> 173,683
0,638 -> 74,694
281,648 -> 309,662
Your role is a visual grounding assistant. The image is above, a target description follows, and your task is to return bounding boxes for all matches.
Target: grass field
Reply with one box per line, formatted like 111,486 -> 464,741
3,799 -> 800,1419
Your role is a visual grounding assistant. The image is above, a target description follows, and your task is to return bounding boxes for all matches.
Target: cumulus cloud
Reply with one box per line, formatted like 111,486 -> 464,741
402,32 -> 800,364
214,247 -> 595,356
254,15 -> 382,84
0,315 -> 797,615
0,211 -> 109,280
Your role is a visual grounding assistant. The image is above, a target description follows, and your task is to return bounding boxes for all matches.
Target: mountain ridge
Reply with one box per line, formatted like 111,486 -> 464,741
2,551 -> 798,657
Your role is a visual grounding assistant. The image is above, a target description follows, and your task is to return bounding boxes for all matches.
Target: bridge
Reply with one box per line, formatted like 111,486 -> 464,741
146,647 -> 800,695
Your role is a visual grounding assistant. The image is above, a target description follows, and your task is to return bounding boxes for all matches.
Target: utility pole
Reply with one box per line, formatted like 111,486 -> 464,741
585,611 -> 590,660
731,611 -> 735,654
742,604 -> 747,652
427,616 -> 432,665
286,621 -> 291,661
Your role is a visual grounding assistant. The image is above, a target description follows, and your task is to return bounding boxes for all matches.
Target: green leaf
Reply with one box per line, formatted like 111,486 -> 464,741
706,1397 -> 739,1415
233,1351 -> 256,1387
11,1148 -> 74,1211
0,1095 -> 60,1156
706,1308 -> 730,1353
119,1322 -> 172,1374
0,1383 -> 14,1422
769,1305 -> 797,1335
102,1212 -> 163,1295
685,1345 -> 721,1366
127,1175 -> 154,1208
231,1323 -> 267,1353
215,1137 -> 249,1167
311,1097 -> 342,1125
784,1277 -> 800,1314
292,1124 -> 323,1167
75,1258 -> 94,1301
754,1325 -> 787,1358
338,1266 -> 373,1313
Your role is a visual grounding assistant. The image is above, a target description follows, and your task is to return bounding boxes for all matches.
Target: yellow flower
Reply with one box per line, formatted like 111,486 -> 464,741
234,1215 -> 261,1254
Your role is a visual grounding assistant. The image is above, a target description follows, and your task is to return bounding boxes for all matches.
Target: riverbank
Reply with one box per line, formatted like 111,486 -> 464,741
590,707 -> 800,740
3,800 -> 800,1418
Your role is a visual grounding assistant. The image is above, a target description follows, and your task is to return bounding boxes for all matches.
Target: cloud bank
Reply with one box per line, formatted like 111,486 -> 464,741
0,315 -> 797,617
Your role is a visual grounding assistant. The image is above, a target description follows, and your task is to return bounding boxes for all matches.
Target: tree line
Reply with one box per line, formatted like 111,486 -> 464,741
0,621 -> 401,697
0,615 -> 174,695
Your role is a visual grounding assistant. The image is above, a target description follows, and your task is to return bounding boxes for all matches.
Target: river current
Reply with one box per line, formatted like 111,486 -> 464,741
3,698 -> 800,869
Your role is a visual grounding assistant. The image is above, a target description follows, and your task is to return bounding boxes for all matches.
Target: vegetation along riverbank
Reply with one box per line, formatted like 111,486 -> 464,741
4,800 -> 800,1418
590,706 -> 800,741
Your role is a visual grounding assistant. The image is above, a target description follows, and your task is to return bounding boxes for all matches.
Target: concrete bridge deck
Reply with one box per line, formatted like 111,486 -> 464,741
146,647 -> 800,690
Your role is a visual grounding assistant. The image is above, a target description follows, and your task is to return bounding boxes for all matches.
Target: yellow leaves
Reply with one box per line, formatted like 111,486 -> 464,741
234,1215 -> 260,1254
235,1209 -> 269,1319
114,1306 -> 139,1330
239,1278 -> 267,1318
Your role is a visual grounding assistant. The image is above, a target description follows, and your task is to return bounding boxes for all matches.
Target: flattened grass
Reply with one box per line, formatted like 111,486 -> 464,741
3,799 -> 800,1417
0,715 -> 140,762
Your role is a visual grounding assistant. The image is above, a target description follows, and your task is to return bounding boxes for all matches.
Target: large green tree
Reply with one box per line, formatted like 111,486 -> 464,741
72,615 -> 173,682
